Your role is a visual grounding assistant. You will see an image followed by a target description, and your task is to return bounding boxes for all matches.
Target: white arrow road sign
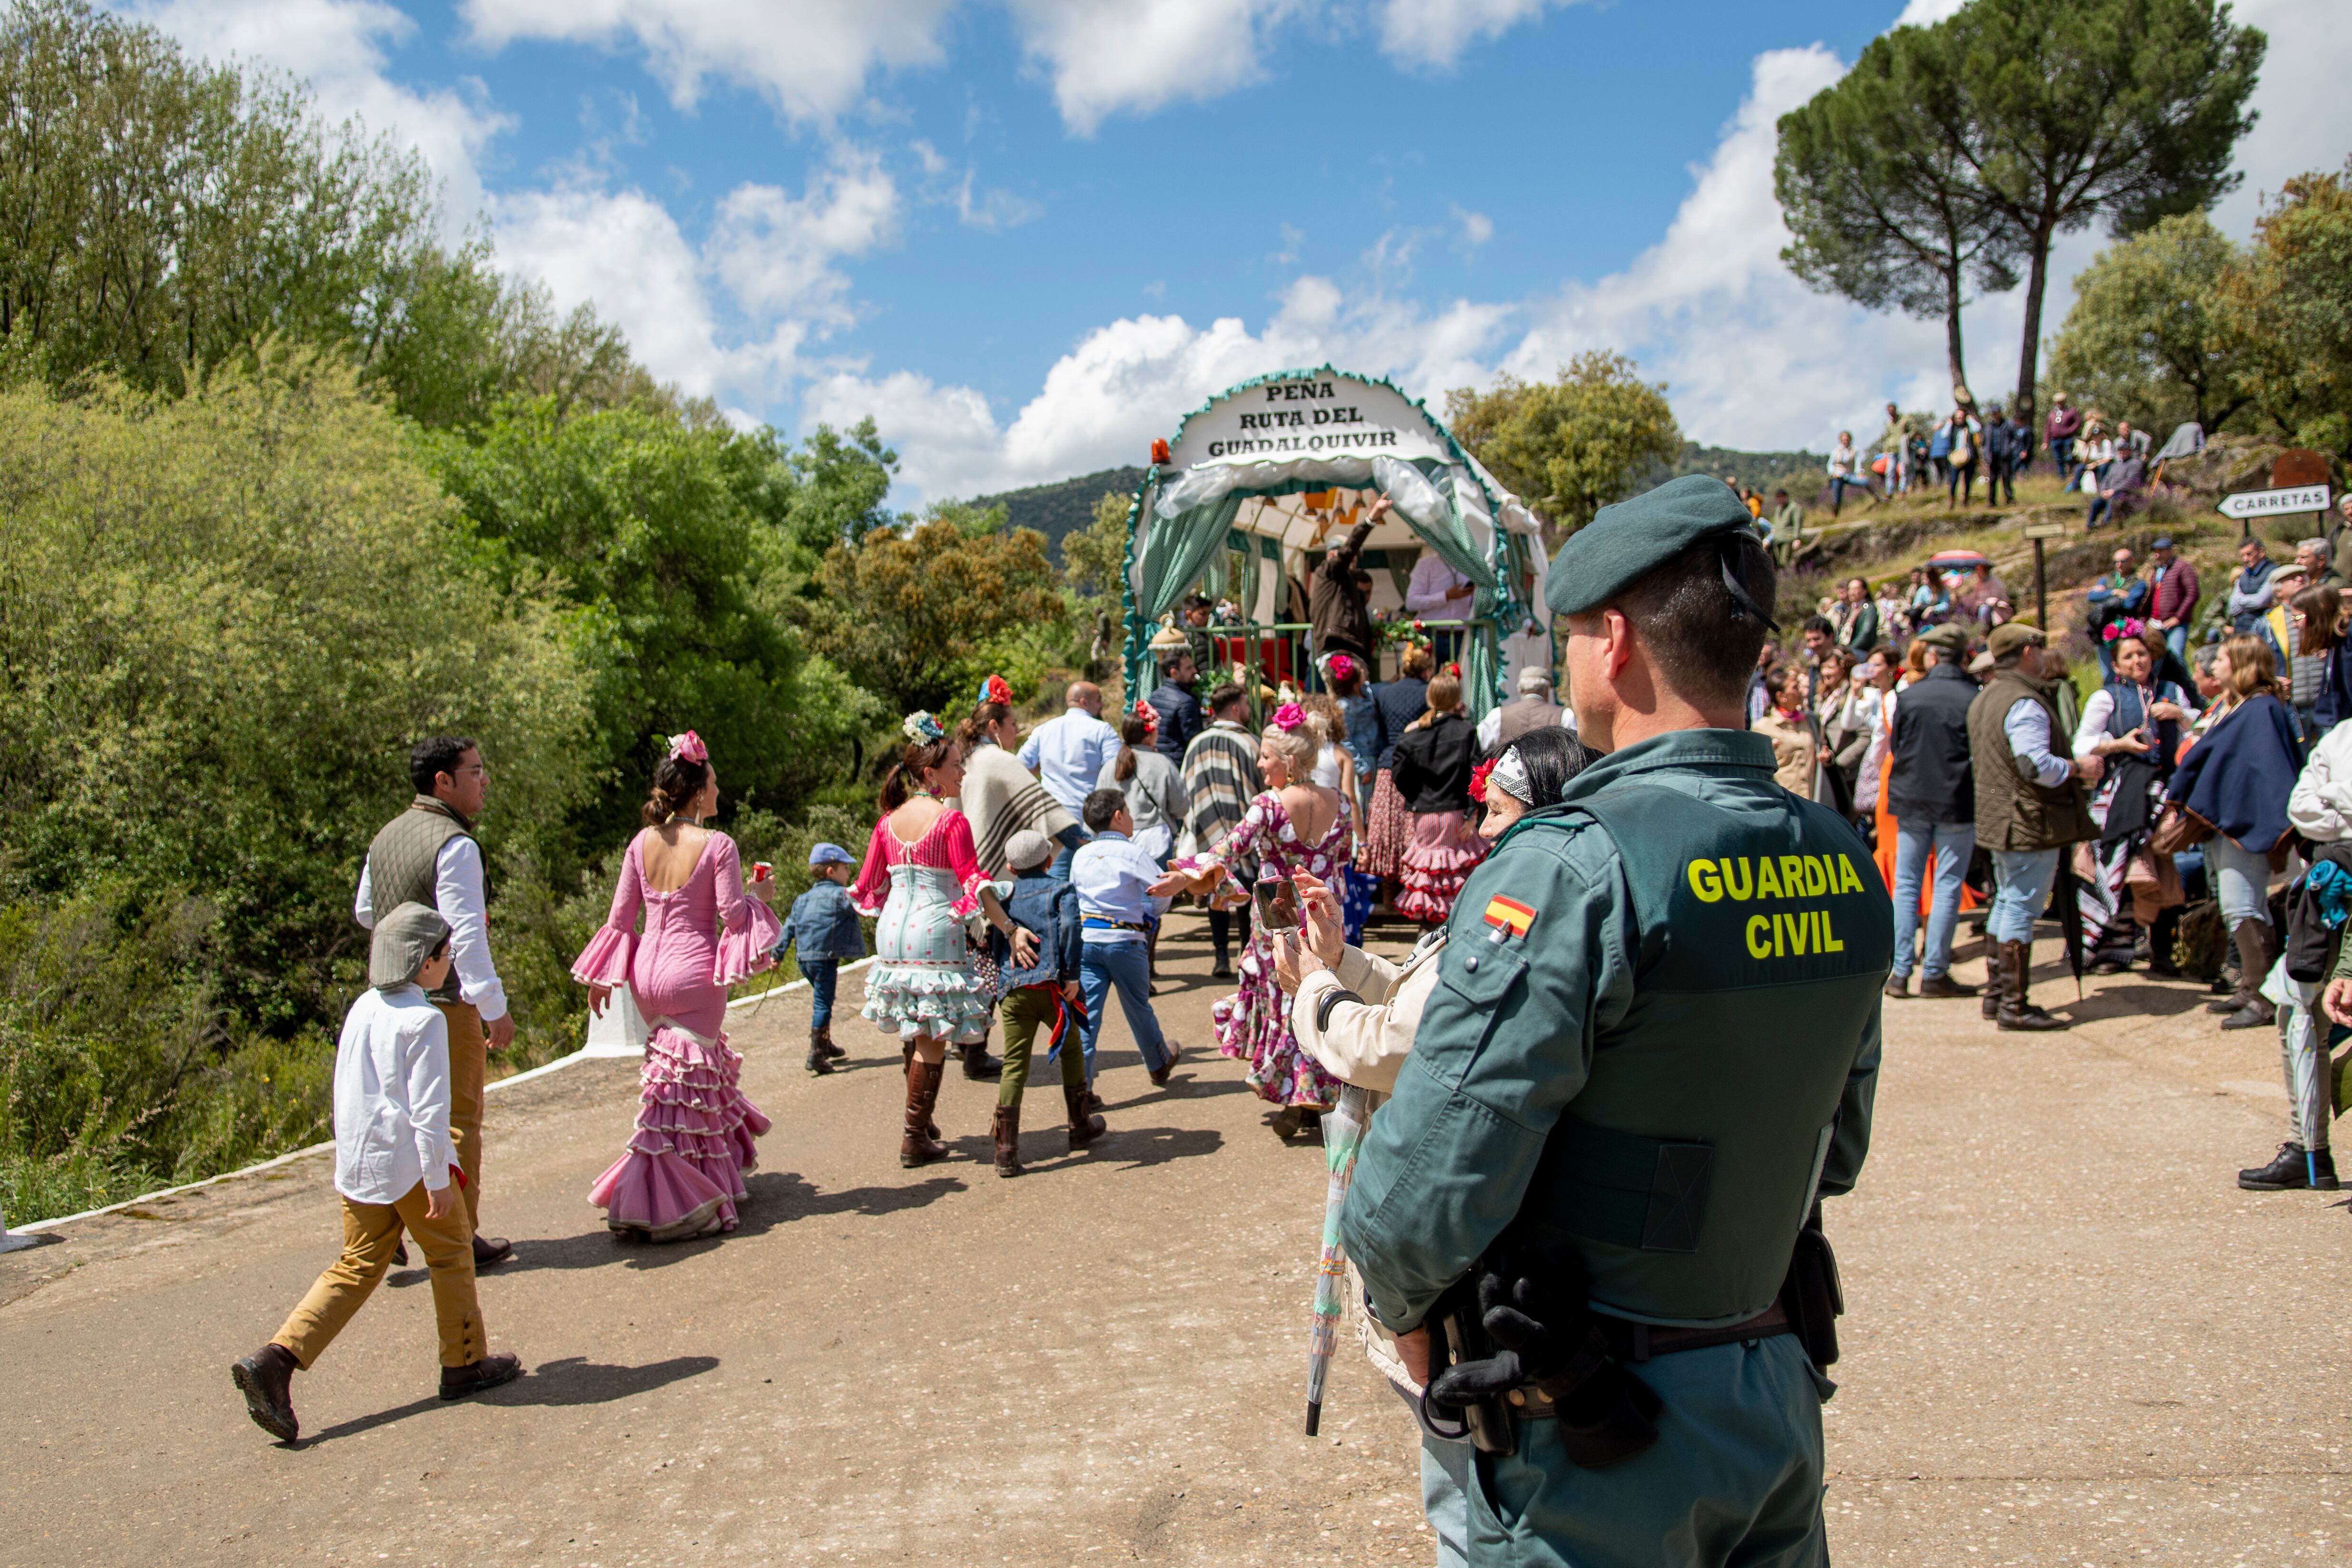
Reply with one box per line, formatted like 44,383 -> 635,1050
2219,484 -> 2332,520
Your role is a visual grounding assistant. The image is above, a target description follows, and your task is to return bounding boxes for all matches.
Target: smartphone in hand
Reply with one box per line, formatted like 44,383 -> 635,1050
1254,877 -> 1302,933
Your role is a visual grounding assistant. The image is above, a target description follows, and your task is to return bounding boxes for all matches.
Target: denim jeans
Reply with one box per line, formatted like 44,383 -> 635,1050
1077,938 -> 1169,1078
1987,848 -> 2059,945
1422,1431 -> 1473,1568
1049,824 -> 1090,881
1829,475 -> 1863,515
1892,819 -> 1976,978
803,957 -> 838,1028
2053,437 -> 2077,489
2164,623 -> 2188,662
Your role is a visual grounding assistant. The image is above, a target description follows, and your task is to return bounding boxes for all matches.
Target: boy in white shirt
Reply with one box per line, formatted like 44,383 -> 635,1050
1070,789 -> 1187,1089
232,903 -> 522,1441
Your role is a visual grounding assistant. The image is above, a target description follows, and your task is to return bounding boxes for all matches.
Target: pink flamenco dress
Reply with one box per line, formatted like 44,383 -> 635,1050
1208,791 -> 1350,1110
573,829 -> 781,1241
850,809 -> 996,1044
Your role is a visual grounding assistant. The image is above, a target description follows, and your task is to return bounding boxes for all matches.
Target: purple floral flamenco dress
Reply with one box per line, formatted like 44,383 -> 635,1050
1209,791 -> 1351,1109
573,829 -> 781,1240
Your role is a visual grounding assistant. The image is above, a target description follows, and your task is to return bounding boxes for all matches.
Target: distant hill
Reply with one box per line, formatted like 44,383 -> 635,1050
967,466 -> 1146,562
1639,442 -> 1830,504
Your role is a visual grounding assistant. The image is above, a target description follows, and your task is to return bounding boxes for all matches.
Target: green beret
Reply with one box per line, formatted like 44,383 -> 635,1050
1917,622 -> 1970,652
1546,475 -> 1765,618
1986,621 -> 2046,658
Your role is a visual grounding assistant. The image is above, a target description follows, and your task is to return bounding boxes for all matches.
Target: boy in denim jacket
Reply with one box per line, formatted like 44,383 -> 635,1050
989,829 -> 1105,1176
774,843 -> 864,1075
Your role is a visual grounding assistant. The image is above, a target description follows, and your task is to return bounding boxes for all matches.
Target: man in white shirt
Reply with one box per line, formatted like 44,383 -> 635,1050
231,903 -> 522,1442
1071,789 -> 1186,1088
1020,683 -> 1121,878
1404,549 -> 1476,664
356,737 -> 514,1266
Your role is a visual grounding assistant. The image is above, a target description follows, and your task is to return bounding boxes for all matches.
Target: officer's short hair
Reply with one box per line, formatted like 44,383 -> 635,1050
1082,788 -> 1128,834
1610,533 -> 1778,710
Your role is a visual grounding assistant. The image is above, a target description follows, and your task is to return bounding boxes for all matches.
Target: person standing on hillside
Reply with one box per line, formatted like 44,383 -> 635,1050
2227,537 -> 2277,635
1312,495 -> 1388,670
2046,393 -> 2083,488
356,737 -> 514,1269
1984,407 -> 2026,505
1827,430 -> 1874,515
1967,624 -> 2102,1031
2148,537 -> 2202,662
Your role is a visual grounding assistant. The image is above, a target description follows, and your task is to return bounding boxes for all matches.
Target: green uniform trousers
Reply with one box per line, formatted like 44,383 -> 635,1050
997,984 -> 1085,1108
1466,1336 -> 1828,1568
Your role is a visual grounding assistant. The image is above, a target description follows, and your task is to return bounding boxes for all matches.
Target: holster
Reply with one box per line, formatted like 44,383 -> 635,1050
1777,1202 -> 1844,1371
1424,1273 -> 1516,1456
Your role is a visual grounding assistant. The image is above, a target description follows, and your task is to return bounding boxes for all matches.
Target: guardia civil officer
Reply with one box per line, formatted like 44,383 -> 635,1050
1339,475 -> 1890,1568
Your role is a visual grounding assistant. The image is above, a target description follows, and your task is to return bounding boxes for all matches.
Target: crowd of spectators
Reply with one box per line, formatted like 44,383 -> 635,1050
1749,517 -> 2352,1196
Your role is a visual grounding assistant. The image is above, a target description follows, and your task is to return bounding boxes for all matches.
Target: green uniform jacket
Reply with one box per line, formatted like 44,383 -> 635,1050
1340,729 -> 1890,1334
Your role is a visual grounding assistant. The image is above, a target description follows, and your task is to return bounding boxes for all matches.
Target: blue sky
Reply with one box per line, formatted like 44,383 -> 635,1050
124,0 -> 2350,504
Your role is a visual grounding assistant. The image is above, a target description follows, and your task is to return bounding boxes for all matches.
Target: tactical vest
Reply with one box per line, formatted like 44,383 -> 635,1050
1511,771 -> 1892,1324
1967,670 -> 2095,851
366,798 -> 474,1004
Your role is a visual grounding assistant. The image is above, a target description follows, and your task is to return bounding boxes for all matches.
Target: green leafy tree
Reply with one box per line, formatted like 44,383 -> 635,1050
424,400 -> 871,838
1776,22 -> 2020,412
1925,0 -> 2265,437
0,0 -> 442,398
2217,160 -> 2352,455
2048,212 -> 2252,435
1445,352 -> 1682,548
782,418 -> 898,551
810,518 -> 1068,716
0,358 -> 593,1042
1063,491 -> 1134,676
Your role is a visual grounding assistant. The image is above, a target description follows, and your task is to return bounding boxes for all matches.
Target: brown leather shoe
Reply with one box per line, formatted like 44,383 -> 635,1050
901,1057 -> 949,1167
472,1233 -> 514,1267
1883,974 -> 1909,1000
991,1103 -> 1023,1177
1064,1082 -> 1107,1148
232,1343 -> 300,1441
1917,973 -> 1979,999
439,1351 -> 523,1400
1149,1041 -> 1184,1087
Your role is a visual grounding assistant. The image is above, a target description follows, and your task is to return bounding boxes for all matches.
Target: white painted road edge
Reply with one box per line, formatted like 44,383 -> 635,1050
14,958 -> 876,1236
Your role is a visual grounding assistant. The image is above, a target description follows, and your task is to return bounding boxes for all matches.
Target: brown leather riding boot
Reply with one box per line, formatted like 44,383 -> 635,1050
1980,945 -> 2004,1020
902,1040 -> 939,1138
900,1057 -> 949,1167
1997,940 -> 2065,1031
992,1103 -> 1023,1177
1064,1081 -> 1107,1149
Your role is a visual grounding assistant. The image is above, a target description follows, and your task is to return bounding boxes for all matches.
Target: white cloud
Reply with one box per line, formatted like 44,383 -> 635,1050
1888,0 -> 1966,25
1375,0 -> 1579,69
705,148 -> 900,324
1453,206 -> 1494,251
1002,0 -> 1315,135
119,0 -> 511,235
2211,0 -> 2352,233
457,0 -> 957,123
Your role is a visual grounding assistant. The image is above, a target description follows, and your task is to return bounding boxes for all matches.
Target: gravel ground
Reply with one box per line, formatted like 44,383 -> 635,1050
4,914 -> 2344,1566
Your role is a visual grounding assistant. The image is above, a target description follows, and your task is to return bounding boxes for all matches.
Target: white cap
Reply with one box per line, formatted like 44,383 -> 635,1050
1005,829 -> 1053,871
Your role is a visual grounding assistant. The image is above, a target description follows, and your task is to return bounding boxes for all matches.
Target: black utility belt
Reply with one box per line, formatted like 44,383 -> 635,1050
1504,1303 -> 1793,1418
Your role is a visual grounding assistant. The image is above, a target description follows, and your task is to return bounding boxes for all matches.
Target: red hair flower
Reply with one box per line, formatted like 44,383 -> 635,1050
1470,758 -> 1497,801
1132,698 -> 1158,729
977,673 -> 1014,709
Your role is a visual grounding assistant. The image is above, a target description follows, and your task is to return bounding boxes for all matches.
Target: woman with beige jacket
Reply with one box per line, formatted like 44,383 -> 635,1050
1271,726 -> 1591,1568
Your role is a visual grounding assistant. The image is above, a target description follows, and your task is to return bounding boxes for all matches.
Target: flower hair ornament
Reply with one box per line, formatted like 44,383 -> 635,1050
1326,652 -> 1357,683
1469,757 -> 1497,802
1270,700 -> 1307,732
902,710 -> 947,745
976,673 -> 1014,709
1132,698 -> 1158,730
666,730 -> 709,764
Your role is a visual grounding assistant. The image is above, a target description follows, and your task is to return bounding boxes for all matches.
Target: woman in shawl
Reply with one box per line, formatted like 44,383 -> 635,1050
2164,634 -> 2305,1029
955,674 -> 1080,877
2071,632 -> 2193,974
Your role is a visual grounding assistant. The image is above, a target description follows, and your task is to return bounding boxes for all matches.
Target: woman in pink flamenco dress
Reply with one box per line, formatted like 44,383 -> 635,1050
1176,705 -> 1350,1138
573,732 -> 782,1241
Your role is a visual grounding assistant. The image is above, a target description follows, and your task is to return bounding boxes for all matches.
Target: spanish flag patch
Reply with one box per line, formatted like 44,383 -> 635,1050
1482,896 -> 1536,937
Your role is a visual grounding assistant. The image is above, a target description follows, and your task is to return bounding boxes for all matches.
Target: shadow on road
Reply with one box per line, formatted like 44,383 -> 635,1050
289,1355 -> 718,1448
1104,1125 -> 1224,1170
2057,979 -> 2212,1022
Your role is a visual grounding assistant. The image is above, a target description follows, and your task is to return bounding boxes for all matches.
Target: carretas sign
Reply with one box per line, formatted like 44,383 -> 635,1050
2218,484 -> 2332,520
1168,371 -> 1457,469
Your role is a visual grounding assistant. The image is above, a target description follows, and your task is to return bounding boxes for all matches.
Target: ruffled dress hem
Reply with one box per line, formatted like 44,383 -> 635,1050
589,1022 -> 768,1236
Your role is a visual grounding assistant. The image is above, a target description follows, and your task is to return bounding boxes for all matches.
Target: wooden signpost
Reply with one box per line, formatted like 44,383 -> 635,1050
2021,519 -> 2065,630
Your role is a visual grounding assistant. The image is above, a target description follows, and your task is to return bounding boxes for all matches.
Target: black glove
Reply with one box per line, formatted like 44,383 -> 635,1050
1428,1260 -> 1663,1469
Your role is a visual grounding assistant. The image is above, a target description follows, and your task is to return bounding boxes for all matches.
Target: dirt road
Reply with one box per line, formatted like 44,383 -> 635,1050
6,916 -> 2347,1566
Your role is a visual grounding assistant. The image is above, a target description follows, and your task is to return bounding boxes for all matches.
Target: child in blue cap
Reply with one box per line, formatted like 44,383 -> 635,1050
775,843 -> 865,1074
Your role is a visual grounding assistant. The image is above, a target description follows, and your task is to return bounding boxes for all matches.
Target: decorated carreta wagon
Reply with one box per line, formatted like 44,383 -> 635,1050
1116,367 -> 1552,719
